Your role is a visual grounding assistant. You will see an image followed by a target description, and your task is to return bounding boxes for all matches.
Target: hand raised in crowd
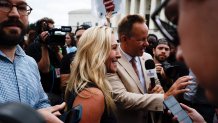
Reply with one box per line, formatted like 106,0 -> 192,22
105,11 -> 113,27
106,11 -> 113,21
155,63 -> 167,79
37,102 -> 66,123
164,76 -> 193,99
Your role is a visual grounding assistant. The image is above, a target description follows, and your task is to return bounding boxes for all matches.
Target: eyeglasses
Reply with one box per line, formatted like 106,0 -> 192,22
151,0 -> 179,46
0,0 -> 32,16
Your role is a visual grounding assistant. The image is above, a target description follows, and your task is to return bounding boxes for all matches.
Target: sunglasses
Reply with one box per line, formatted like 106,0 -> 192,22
151,0 -> 179,46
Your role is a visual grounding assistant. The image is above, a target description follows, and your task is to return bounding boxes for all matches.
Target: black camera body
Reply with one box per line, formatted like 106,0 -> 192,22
161,61 -> 179,79
45,26 -> 72,46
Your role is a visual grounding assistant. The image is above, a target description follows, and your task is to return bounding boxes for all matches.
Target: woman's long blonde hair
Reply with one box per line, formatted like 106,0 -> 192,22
65,26 -> 115,113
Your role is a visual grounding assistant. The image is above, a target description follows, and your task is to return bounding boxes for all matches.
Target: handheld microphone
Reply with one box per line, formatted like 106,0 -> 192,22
145,59 -> 157,89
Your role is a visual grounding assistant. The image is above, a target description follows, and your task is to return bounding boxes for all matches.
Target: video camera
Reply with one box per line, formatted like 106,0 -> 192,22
45,26 -> 72,46
161,61 -> 180,80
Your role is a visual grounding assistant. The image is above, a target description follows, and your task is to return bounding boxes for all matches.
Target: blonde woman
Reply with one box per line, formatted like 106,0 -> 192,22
65,26 -> 121,123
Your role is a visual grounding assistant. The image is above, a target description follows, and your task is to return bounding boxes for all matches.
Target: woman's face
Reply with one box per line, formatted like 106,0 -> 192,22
65,34 -> 72,46
105,34 -> 121,73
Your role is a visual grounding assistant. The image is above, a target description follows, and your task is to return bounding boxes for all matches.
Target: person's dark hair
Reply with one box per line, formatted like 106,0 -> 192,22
74,24 -> 91,35
153,38 -> 170,49
66,32 -> 76,46
147,33 -> 158,47
35,17 -> 54,34
118,14 -> 145,39
148,34 -> 158,43
27,23 -> 36,33
145,34 -> 158,56
26,23 -> 37,45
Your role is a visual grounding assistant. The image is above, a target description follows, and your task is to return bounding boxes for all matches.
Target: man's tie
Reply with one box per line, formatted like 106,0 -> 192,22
130,57 -> 139,78
130,57 -> 148,93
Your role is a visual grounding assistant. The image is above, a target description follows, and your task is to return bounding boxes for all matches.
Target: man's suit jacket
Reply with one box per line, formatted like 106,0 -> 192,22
107,51 -> 164,123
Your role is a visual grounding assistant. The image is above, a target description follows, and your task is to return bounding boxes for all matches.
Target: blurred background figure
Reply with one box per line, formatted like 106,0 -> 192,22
152,0 -> 218,122
26,17 -> 64,106
145,33 -> 158,56
21,23 -> 36,51
74,24 -> 91,44
60,24 -> 91,93
64,32 -> 77,55
183,70 -> 215,123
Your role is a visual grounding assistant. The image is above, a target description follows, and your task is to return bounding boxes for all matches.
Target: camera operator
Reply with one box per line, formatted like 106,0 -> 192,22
26,17 -> 63,106
153,38 -> 171,91
153,38 -> 189,92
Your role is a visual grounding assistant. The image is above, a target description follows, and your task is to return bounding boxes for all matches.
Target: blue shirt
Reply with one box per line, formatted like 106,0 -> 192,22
184,70 -> 197,102
184,70 -> 209,104
0,45 -> 50,109
66,46 -> 77,54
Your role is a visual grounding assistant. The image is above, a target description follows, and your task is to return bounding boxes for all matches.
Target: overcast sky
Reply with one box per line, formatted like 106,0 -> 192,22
27,0 -> 91,26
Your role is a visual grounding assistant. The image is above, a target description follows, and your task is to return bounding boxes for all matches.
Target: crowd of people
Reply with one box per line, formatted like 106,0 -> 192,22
1,0 -> 218,123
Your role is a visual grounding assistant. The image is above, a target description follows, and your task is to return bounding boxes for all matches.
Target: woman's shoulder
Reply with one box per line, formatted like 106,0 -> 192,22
73,86 -> 105,105
79,87 -> 104,101
73,87 -> 105,123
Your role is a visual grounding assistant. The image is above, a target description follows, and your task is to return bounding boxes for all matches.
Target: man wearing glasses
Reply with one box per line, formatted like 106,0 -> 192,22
152,0 -> 218,122
0,0 -> 65,123
107,14 -> 192,123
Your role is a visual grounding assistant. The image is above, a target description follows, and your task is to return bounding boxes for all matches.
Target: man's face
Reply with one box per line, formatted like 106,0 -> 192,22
153,44 -> 170,63
75,29 -> 85,44
124,23 -> 149,57
177,0 -> 218,103
0,0 -> 28,46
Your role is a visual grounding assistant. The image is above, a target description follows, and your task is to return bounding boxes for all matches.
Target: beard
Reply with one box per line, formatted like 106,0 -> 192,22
155,54 -> 167,62
0,18 -> 27,46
